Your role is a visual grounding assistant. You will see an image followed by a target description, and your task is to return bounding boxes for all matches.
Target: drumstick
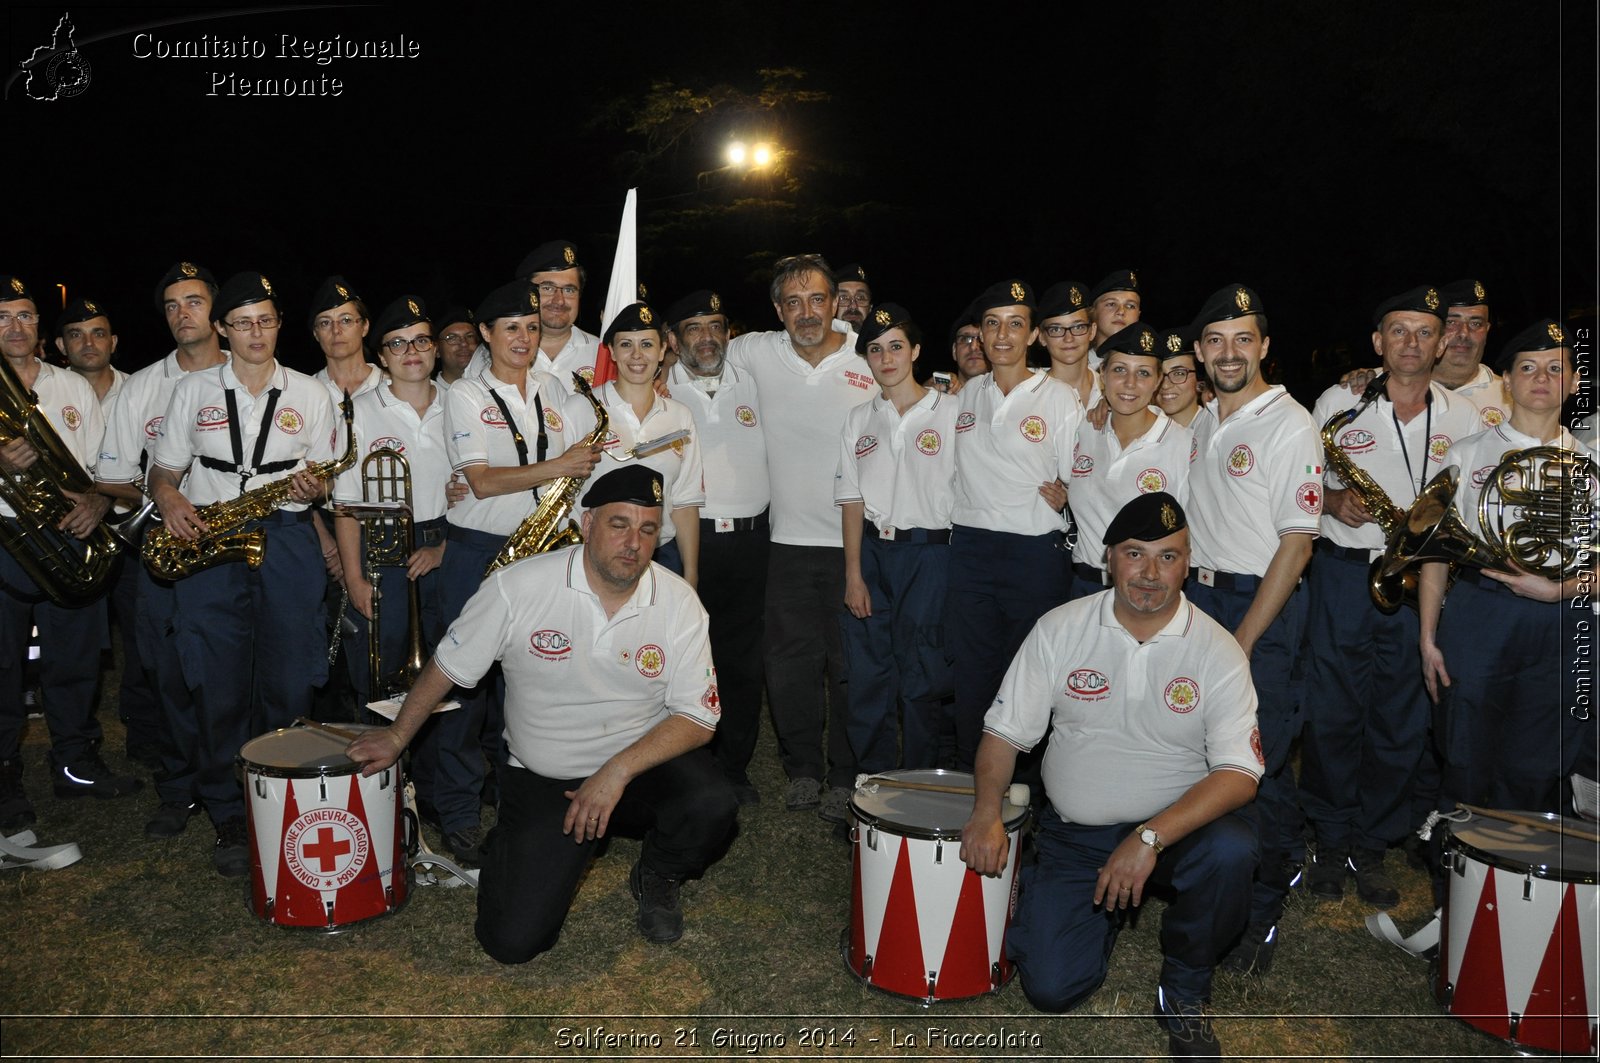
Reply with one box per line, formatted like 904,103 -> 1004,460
294,717 -> 363,743
858,775 -> 1030,807
1459,803 -> 1600,844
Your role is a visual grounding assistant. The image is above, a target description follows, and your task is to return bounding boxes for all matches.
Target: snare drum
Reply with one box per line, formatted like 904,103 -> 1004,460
239,726 -> 411,930
1439,811 -> 1598,1055
844,769 -> 1029,1003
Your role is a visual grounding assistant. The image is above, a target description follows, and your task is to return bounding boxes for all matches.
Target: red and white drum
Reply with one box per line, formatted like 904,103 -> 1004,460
239,726 -> 411,930
844,769 -> 1029,1003
1438,811 -> 1598,1055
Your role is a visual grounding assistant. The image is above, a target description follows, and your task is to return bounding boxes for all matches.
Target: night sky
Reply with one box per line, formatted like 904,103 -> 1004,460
5,0 -> 1595,403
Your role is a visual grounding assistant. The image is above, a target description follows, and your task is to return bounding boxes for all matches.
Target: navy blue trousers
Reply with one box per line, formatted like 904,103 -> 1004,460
430,526 -> 505,834
135,560 -> 201,805
764,543 -> 856,788
839,534 -> 952,773
108,551 -> 164,757
1008,806 -> 1257,1010
698,514 -> 769,789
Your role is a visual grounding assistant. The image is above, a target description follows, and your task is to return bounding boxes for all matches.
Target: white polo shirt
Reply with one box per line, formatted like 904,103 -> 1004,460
1,360 -> 102,520
1069,411 -> 1193,569
314,363 -> 385,405
443,365 -> 585,536
727,321 -> 873,547
951,369 -> 1083,536
666,362 -> 769,520
567,383 -> 706,548
151,360 -> 337,509
1187,386 -> 1322,575
1452,364 -> 1509,430
465,327 -> 600,391
1312,381 -> 1481,554
1444,424 -> 1598,543
332,382 -> 451,523
984,591 -> 1262,826
834,388 -> 958,531
434,545 -> 720,779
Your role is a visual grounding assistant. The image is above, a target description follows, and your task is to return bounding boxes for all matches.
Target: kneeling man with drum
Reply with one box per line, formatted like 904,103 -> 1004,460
348,466 -> 737,960
960,493 -> 1261,1061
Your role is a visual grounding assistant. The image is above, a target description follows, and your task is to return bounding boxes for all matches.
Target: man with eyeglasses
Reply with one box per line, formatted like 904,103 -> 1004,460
1,275 -> 137,835
724,253 -> 872,822
833,263 -> 871,331
520,240 -> 599,388
96,261 -> 230,839
147,271 -> 340,876
1087,270 -> 1142,371
948,300 -> 989,385
663,289 -> 770,804
433,306 -> 477,388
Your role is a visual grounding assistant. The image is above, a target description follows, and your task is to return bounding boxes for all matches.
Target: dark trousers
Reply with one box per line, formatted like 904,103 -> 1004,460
1008,806 -> 1257,1010
699,514 -> 769,787
0,547 -> 107,765
108,551 -> 164,757
474,748 -> 737,964
838,534 -> 951,773
1187,577 -> 1307,931
135,562 -> 201,805
945,525 -> 1071,770
764,543 -> 855,788
172,513 -> 327,824
341,521 -> 447,710
1298,548 -> 1429,851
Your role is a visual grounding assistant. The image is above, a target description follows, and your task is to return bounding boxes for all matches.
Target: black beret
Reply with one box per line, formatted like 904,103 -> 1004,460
56,297 -> 112,335
373,295 -> 429,340
153,261 -> 217,312
1440,278 -> 1490,310
432,305 -> 474,335
947,298 -> 983,346
665,290 -> 725,326
475,280 -> 540,324
1157,327 -> 1194,360
1098,322 -> 1162,360
1103,491 -> 1186,547
307,275 -> 364,331
602,302 -> 661,346
1192,283 -> 1266,332
211,272 -> 279,323
1372,285 -> 1443,328
581,465 -> 664,510
0,275 -> 34,305
1495,318 -> 1568,372
1089,269 -> 1140,301
973,279 -> 1035,316
835,262 -> 869,285
1037,281 -> 1092,321
854,302 -> 915,354
516,240 -> 580,278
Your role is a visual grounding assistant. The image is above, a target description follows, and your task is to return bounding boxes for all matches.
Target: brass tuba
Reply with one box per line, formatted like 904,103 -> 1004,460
143,396 -> 357,580
1318,372 -> 1415,612
0,356 -> 121,606
1376,447 -> 1598,591
348,446 -> 427,699
486,373 -> 607,575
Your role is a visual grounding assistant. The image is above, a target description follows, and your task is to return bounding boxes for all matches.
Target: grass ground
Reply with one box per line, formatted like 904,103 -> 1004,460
0,650 -> 1532,1062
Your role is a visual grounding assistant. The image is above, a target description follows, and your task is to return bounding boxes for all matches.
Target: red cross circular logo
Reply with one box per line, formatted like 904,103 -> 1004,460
283,808 -> 370,891
1296,481 -> 1321,514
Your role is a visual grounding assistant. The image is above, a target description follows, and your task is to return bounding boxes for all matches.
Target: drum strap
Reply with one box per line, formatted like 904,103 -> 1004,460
0,829 -> 83,871
1366,910 -> 1439,958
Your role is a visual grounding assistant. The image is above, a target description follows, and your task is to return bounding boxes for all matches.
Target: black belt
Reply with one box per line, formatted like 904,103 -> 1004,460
1315,539 -> 1374,563
248,509 -> 314,526
1189,567 -> 1305,594
865,519 -> 950,545
415,516 -> 447,547
1071,562 -> 1108,586
1452,566 -> 1514,594
702,512 -> 767,533
952,524 -> 1068,548
447,525 -> 510,552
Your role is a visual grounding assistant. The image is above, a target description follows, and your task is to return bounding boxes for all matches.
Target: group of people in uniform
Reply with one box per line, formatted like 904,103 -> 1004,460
0,250 -> 1591,1060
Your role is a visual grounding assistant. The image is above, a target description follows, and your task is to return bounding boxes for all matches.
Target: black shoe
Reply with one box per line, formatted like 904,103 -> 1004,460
145,801 -> 198,838
1155,986 -> 1221,1060
0,758 -> 35,832
52,753 -> 142,800
731,782 -> 761,807
213,817 -> 250,878
1349,848 -> 1400,908
445,826 -> 485,866
630,860 -> 684,943
1307,846 -> 1347,901
1220,923 -> 1277,976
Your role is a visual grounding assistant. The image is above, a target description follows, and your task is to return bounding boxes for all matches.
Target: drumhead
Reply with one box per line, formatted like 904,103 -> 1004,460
1448,810 -> 1599,883
849,769 -> 1028,840
238,725 -> 376,776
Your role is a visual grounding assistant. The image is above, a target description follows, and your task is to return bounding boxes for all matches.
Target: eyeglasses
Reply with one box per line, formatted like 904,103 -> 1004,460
1445,318 -> 1488,333
1161,367 -> 1194,383
1042,322 -> 1092,339
439,330 -> 477,346
381,335 -> 436,355
313,314 -> 363,333
224,315 -> 281,332
536,282 -> 580,300
954,334 -> 982,348
0,311 -> 39,327
838,292 -> 873,306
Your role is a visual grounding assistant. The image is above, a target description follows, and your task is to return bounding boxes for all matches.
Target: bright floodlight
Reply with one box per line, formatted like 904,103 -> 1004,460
726,141 -> 747,167
752,143 -> 772,167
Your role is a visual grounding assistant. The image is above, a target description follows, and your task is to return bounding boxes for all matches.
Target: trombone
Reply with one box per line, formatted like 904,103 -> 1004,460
341,448 -> 426,700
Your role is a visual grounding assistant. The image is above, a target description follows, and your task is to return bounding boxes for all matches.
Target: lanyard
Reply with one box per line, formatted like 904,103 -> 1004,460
1390,390 -> 1432,501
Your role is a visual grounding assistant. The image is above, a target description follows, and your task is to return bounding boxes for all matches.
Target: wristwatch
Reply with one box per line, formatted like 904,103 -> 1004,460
1135,823 -> 1164,854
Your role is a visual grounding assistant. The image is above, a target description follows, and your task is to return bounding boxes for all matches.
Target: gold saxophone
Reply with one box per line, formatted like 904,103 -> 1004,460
0,356 -> 121,606
486,373 -> 606,575
142,396 -> 357,580
1319,372 -> 1416,613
